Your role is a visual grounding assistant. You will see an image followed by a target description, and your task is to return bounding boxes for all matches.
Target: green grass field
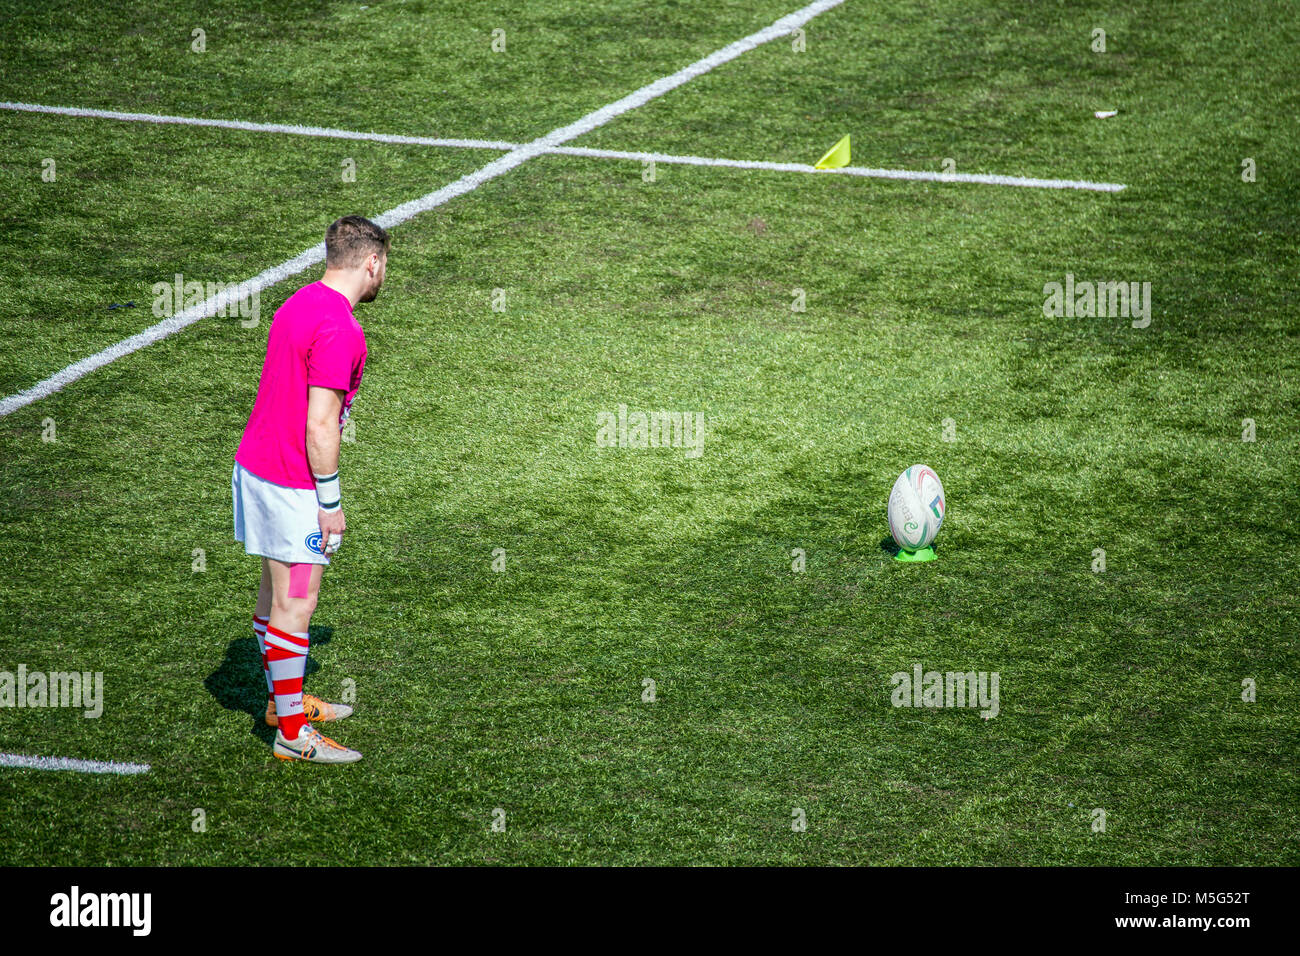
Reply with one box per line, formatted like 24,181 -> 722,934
1,0 -> 1297,865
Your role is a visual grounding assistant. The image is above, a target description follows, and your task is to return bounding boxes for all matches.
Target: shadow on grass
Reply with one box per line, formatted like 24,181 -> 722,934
203,626 -> 333,745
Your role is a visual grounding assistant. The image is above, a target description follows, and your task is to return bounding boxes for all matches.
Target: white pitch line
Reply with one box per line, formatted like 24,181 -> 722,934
0,0 -> 846,418
0,100 -> 517,151
0,245 -> 326,418
0,101 -> 1128,192
547,145 -> 1127,192
0,752 -> 151,775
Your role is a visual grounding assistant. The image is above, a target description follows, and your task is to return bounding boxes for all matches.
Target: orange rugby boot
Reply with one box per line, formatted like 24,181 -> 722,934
265,694 -> 353,728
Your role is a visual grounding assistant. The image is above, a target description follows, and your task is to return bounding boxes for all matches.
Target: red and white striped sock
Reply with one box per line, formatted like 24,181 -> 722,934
252,614 -> 272,696
265,624 -> 310,740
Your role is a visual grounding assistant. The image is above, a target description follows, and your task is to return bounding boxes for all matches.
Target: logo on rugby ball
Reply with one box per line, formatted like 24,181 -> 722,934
888,464 -> 946,552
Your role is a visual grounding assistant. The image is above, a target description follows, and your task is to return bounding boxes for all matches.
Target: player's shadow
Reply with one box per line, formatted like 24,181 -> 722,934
204,626 -> 333,744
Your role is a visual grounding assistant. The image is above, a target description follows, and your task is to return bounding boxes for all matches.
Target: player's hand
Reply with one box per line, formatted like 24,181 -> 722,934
318,507 -> 346,555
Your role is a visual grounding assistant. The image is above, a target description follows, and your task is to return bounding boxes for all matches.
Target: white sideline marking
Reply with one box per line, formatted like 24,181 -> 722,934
0,0 -> 846,418
0,246 -> 327,418
1,101 -> 1128,192
0,752 -> 151,775
0,100 -> 517,151
549,145 -> 1128,192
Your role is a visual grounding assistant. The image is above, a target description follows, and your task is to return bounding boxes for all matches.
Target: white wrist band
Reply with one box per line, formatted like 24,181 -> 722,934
314,471 -> 341,512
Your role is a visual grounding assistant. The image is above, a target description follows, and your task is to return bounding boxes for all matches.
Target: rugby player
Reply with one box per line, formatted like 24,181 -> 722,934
232,215 -> 388,763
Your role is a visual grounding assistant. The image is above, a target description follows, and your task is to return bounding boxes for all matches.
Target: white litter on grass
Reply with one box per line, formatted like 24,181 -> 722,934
1094,110 -> 1118,119
0,752 -> 151,775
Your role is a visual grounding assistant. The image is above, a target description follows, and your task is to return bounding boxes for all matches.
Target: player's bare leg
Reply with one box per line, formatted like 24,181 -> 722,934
264,558 -> 359,764
256,557 -> 273,618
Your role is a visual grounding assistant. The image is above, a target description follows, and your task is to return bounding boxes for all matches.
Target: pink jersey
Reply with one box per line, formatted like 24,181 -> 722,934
235,281 -> 366,489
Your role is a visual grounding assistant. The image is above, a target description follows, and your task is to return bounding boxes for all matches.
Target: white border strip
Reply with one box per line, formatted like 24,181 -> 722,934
0,245 -> 327,418
0,100 -> 517,151
0,0 -> 847,418
550,145 -> 1127,192
0,752 -> 151,775
0,101 -> 1127,192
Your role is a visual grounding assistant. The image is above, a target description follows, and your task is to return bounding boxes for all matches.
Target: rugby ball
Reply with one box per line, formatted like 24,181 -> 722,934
887,465 -> 946,552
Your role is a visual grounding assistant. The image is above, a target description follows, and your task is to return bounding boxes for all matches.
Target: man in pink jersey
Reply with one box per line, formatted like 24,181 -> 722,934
233,215 -> 388,764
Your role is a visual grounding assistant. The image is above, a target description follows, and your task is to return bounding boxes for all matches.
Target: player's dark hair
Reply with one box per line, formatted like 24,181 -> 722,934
325,215 -> 390,268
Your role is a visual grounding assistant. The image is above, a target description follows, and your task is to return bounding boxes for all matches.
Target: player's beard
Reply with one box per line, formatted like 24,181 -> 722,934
360,281 -> 382,303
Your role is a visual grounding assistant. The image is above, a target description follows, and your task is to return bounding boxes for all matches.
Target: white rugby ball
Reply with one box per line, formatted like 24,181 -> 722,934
887,464 -> 946,552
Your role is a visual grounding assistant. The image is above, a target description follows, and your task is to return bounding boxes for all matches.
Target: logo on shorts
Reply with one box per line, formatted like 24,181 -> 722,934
305,531 -> 325,555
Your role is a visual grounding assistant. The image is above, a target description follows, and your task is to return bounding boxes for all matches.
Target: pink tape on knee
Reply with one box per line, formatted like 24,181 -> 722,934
287,563 -> 314,599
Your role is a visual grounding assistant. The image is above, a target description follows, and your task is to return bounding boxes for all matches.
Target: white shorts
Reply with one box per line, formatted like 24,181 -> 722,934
232,462 -> 330,565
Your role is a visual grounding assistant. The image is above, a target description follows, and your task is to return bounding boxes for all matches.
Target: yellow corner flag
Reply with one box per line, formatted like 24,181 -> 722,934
814,134 -> 851,170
